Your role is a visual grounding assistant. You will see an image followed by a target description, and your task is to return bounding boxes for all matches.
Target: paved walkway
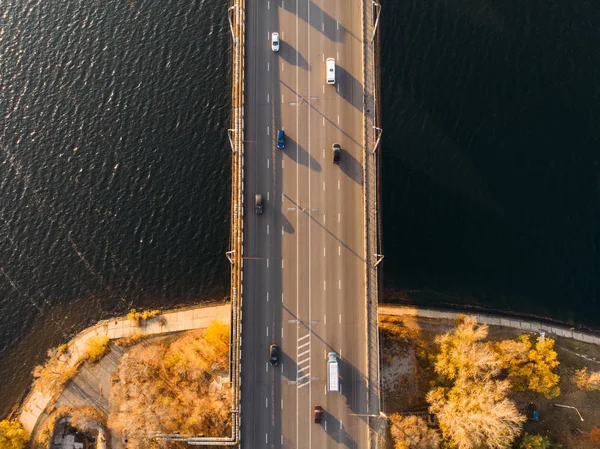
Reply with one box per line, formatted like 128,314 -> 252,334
379,304 -> 600,345
19,303 -> 230,434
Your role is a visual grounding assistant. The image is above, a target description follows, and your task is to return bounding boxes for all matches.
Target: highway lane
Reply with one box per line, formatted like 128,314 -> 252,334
241,0 -> 368,447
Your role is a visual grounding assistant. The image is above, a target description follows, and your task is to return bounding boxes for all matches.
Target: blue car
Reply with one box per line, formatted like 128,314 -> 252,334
277,130 -> 285,149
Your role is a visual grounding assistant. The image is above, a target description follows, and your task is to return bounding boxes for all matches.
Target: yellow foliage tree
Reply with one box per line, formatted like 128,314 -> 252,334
573,367 -> 600,392
389,414 -> 440,449
427,316 -> 526,449
0,420 -> 29,449
494,335 -> 560,398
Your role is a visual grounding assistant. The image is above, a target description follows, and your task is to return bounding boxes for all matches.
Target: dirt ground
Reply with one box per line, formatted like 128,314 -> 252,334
379,315 -> 600,448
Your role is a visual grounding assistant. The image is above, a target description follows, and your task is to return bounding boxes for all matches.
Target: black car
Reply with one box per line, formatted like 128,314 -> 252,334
332,143 -> 341,164
269,344 -> 279,366
255,193 -> 263,215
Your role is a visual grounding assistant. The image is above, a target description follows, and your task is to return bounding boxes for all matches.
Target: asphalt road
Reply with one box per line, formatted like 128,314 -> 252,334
241,0 -> 369,447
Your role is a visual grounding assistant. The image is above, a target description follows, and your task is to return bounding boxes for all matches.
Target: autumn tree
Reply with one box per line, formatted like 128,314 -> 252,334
573,367 -> 600,391
426,315 -> 526,449
0,420 -> 29,449
493,335 -> 560,398
519,433 -> 551,449
389,414 -> 440,449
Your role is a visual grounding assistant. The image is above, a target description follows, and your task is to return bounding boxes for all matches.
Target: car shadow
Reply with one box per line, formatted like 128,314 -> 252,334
282,0 -> 357,43
278,41 -> 310,71
336,64 -> 365,112
281,137 -> 322,172
338,148 -> 363,185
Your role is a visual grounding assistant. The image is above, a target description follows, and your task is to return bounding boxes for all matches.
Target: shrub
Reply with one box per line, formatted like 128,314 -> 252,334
520,433 -> 551,449
0,420 -> 29,449
114,332 -> 147,347
589,427 -> 600,444
57,344 -> 69,355
573,367 -> 600,391
84,335 -> 110,363
127,308 -> 161,323
389,414 -> 439,449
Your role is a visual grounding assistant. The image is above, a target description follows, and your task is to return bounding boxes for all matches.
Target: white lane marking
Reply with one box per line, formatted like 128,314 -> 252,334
323,117 -> 325,126
266,434 -> 268,444
339,314 -> 342,323
267,93 -> 270,103
322,148 -> 325,158
338,213 -> 340,223
267,126 -> 270,135
282,192 -> 284,202
322,23 -> 324,32
282,259 -> 284,269
267,225 -> 270,234
268,62 -> 270,71
337,115 -> 340,124
282,31 -> 284,39
267,158 -> 270,168
282,328 -> 284,338
282,159 -> 284,169
281,362 -> 283,372
322,85 -> 325,94
266,327 -> 269,336
266,397 -> 268,407
322,54 -> 325,62
282,62 -> 284,71
267,292 -> 269,302
340,420 -> 343,429
323,215 -> 326,223
337,83 -> 340,93
266,362 -> 268,372
336,21 -> 339,30
267,259 -> 270,268
339,280 -> 341,289
267,192 -> 270,201
281,399 -> 283,409
323,181 -> 325,191
338,246 -> 341,255
337,51 -> 339,60
338,180 -> 340,189
281,435 -> 283,445
324,315 -> 327,324
325,421 -> 327,431
282,94 -> 284,103
282,0 -> 284,7
268,0 -> 270,9
323,247 -> 326,257
282,226 -> 284,235
282,292 -> 284,302
324,281 -> 326,290
268,31 -> 270,40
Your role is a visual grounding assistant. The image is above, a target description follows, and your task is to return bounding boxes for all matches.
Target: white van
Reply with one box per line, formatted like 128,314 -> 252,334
326,58 -> 336,85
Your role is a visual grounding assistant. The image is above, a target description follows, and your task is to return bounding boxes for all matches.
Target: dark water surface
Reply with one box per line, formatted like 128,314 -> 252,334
1,0 -> 599,417
0,0 -> 230,415
381,0 -> 600,327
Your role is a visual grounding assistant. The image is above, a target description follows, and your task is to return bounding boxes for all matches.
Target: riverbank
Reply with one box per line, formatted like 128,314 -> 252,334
17,302 -> 230,437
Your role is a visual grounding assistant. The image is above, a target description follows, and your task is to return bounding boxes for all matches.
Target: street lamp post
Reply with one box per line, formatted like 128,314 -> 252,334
554,404 -> 584,421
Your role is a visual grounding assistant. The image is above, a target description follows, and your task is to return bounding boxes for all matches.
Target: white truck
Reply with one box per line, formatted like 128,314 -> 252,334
327,351 -> 339,392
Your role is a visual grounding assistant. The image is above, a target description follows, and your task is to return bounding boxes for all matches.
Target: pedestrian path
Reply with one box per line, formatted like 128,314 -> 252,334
379,304 -> 600,345
18,303 -> 231,433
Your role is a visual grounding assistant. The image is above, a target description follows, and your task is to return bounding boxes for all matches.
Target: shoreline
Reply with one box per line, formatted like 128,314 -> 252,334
10,301 -> 600,439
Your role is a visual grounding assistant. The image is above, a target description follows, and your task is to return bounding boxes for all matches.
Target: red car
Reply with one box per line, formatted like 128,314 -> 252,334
314,405 -> 323,424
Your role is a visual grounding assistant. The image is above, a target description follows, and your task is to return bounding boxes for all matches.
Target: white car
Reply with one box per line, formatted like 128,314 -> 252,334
271,32 -> 280,52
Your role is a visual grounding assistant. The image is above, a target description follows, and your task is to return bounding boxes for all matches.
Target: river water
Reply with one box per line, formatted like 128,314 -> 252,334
1,0 -> 598,416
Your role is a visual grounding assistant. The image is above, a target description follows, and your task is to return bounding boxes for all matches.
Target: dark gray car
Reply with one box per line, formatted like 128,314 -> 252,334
332,143 -> 341,164
255,194 -> 263,215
